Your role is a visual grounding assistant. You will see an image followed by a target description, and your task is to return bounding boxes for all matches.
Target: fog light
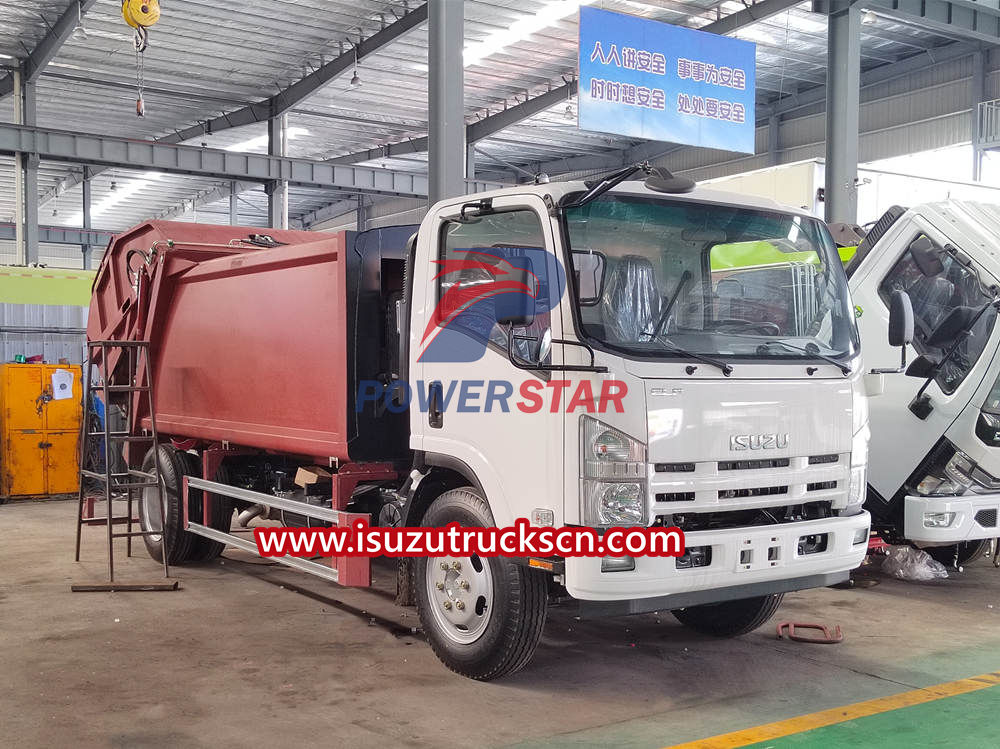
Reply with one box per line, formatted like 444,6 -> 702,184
675,545 -> 712,569
601,555 -> 635,572
852,527 -> 869,545
923,511 -> 956,528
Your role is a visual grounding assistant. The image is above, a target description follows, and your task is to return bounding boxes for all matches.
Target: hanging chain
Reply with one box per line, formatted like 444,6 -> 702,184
133,27 -> 147,117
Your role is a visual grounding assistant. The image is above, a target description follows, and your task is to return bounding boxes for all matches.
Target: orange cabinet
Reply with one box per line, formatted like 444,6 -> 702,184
0,364 -> 83,497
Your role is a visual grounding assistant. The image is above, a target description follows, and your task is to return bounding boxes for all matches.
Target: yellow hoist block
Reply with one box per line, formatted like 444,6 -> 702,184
122,0 -> 161,29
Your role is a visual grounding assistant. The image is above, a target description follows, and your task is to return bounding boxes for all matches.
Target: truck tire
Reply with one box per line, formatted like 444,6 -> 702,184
138,445 -> 199,565
177,451 -> 232,562
672,593 -> 784,637
415,487 -> 548,680
925,539 -> 990,567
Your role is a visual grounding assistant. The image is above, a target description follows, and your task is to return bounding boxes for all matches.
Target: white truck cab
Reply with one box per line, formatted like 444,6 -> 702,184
848,201 -> 1000,564
403,171 -> 873,676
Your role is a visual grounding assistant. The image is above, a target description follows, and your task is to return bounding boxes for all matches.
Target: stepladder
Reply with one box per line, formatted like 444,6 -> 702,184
73,340 -> 178,592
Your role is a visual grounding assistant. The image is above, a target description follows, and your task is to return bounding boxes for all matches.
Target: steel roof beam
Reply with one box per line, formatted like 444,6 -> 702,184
867,0 -> 1000,45
0,123 -> 480,197
37,3 -> 428,210
159,3 -> 429,146
0,222 -> 112,246
0,0 -> 100,98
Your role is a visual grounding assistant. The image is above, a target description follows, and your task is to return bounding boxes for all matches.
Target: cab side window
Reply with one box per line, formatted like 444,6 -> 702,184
436,209 -> 552,356
878,235 -> 995,394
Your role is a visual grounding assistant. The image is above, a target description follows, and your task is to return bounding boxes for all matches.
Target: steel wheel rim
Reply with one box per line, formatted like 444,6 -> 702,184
141,478 -> 164,541
425,554 -> 494,644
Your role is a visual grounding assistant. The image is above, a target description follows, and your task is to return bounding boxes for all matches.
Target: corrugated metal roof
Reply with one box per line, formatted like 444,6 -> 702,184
0,0 -> 966,240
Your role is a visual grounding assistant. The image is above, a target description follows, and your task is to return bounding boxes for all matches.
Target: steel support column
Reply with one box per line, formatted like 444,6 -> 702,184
13,72 -> 39,265
82,167 -> 93,269
824,1 -> 861,224
229,181 -> 239,226
266,116 -> 289,229
428,0 -> 465,204
972,50 -> 986,181
767,114 -> 780,167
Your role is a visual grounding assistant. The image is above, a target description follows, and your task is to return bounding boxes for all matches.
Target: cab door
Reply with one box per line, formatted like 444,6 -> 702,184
410,194 -> 565,527
852,216 -> 1000,500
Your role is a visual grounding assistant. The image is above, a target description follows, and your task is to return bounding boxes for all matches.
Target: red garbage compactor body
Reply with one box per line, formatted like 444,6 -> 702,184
87,221 -> 352,462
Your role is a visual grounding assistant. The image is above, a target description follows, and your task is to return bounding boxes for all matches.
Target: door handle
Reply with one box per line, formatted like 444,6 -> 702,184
38,441 -> 53,449
428,381 -> 443,429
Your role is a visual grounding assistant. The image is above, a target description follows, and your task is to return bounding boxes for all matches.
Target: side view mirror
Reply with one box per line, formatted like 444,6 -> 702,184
537,328 -> 552,364
908,236 -> 945,277
926,305 -> 977,347
888,290 -> 914,347
872,290 -> 913,374
495,264 -> 538,328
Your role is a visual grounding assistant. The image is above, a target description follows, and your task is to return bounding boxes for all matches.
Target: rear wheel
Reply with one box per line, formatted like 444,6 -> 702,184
178,451 -> 232,562
139,445 -> 198,564
925,539 -> 990,567
415,487 -> 548,680
672,593 -> 784,637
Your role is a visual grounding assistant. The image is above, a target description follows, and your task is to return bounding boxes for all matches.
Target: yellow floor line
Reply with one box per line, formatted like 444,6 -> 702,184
665,670 -> 1000,749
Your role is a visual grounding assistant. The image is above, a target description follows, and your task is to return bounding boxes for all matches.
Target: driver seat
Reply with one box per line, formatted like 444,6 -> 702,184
601,255 -> 661,342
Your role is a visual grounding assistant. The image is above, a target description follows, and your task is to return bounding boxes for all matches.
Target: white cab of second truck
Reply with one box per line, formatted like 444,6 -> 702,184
848,201 -> 1000,559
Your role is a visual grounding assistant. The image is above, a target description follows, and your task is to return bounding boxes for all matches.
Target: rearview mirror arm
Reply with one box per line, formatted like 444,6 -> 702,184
504,324 -> 609,373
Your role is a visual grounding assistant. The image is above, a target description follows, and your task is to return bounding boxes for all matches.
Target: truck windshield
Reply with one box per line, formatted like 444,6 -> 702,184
565,194 -> 858,363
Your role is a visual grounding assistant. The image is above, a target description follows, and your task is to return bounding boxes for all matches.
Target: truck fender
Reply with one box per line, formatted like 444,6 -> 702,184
399,452 -> 485,528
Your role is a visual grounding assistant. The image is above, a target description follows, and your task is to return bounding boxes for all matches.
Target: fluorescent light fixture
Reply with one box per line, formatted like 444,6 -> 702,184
464,0 -> 596,68
223,126 -> 310,153
0,53 -> 13,60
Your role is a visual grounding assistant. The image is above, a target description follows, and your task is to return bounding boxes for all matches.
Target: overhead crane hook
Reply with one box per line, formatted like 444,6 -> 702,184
121,0 -> 161,117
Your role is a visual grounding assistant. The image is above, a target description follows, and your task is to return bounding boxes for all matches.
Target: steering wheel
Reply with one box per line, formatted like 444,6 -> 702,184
712,318 -> 781,335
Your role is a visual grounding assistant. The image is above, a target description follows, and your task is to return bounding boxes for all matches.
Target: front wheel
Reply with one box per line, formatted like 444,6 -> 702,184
415,487 -> 548,680
672,593 -> 784,637
924,539 -> 991,567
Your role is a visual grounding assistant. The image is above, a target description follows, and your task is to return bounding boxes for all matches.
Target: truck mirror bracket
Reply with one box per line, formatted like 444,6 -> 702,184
505,324 -> 609,373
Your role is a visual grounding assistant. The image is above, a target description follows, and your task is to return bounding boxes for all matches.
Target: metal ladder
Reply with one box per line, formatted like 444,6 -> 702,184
73,340 -> 177,592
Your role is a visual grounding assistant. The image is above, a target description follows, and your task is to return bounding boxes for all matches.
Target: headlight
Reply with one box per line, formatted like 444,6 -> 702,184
842,424 -> 869,515
580,416 -> 646,527
910,440 -> 1000,497
915,448 -> 975,496
844,465 -> 867,515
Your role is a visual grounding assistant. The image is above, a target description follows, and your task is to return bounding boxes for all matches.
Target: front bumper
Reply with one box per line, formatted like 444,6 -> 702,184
563,512 -> 870,606
903,494 -> 1000,543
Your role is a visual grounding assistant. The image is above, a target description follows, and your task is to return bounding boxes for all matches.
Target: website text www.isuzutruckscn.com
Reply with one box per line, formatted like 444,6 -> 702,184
253,519 -> 685,559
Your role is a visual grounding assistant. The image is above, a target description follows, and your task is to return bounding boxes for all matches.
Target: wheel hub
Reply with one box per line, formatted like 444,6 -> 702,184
426,555 -> 493,644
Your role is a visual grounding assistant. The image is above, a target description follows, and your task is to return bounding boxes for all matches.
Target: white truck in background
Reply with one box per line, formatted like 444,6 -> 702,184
846,202 -> 1000,566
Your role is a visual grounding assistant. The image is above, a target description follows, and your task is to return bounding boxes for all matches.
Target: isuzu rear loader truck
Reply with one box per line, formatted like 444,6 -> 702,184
89,168 -> 879,679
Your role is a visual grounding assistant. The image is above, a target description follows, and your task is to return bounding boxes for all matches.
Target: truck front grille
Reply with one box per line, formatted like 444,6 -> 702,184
718,458 -> 790,471
719,486 -> 788,499
664,501 -> 834,532
650,453 -> 847,512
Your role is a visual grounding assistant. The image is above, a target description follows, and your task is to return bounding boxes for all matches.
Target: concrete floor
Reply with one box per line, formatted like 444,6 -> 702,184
2,497 -> 999,749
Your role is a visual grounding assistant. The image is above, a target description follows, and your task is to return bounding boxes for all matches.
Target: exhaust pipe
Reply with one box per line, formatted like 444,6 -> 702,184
237,503 -> 268,527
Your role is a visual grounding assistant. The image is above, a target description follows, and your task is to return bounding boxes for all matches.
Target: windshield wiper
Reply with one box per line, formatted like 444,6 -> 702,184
757,339 -> 850,376
642,332 -> 733,376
